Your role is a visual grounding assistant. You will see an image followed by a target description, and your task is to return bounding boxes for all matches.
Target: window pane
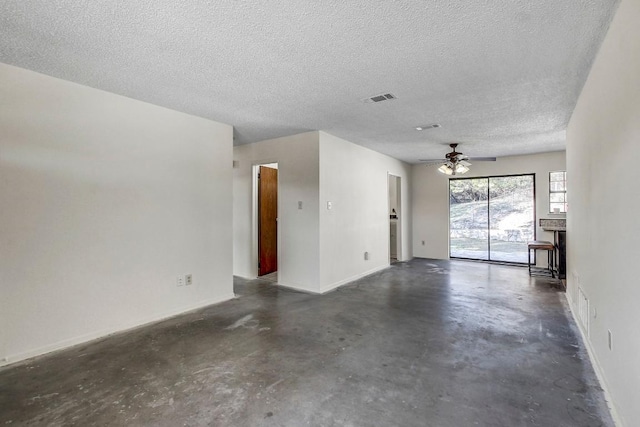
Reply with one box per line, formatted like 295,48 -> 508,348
489,175 -> 534,263
450,178 -> 489,260
549,171 -> 567,213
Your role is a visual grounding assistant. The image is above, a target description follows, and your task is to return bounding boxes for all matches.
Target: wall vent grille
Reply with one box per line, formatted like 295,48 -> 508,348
578,287 -> 590,337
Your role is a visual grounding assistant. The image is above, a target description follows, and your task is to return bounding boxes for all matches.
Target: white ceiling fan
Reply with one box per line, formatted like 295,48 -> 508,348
419,143 -> 496,175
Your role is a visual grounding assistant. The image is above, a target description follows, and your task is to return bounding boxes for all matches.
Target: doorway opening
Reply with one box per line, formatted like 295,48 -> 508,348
255,163 -> 278,281
388,174 -> 402,262
449,174 -> 535,263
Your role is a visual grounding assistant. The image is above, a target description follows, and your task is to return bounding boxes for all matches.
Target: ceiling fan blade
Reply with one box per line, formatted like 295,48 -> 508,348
419,158 -> 447,163
466,157 -> 496,161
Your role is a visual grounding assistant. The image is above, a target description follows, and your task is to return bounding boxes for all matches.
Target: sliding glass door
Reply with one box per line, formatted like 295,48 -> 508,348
450,174 -> 535,263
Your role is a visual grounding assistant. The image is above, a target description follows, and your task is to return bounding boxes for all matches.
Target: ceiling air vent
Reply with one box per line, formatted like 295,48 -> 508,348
416,124 -> 441,131
362,93 -> 397,103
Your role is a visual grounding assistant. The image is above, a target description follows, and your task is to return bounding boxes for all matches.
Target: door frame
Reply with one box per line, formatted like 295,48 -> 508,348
252,162 -> 279,279
388,173 -> 402,262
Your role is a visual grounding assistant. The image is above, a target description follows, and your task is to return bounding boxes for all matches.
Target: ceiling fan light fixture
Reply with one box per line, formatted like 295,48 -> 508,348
438,164 -> 454,175
436,161 -> 468,176
455,164 -> 469,174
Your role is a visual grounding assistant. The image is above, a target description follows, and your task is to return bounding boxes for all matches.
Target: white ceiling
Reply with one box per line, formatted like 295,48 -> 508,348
0,1 -> 619,163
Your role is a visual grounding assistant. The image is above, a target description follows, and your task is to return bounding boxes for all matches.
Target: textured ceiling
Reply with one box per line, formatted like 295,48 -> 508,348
0,0 -> 619,163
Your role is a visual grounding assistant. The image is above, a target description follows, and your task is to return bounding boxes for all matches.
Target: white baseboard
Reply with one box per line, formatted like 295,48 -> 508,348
275,265 -> 390,295
318,264 -> 389,294
0,293 -> 235,368
565,293 -> 623,426
275,282 -> 320,295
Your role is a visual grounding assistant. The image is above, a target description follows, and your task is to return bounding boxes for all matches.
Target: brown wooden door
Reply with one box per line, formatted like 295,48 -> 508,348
258,166 -> 278,276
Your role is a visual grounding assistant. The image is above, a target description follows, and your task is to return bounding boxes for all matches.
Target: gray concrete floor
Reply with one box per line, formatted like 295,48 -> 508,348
0,259 -> 613,426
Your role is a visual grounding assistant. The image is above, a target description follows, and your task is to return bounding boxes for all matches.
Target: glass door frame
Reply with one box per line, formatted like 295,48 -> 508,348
448,173 -> 537,264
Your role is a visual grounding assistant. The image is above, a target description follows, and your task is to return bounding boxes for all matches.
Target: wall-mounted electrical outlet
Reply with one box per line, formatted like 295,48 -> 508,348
177,276 -> 185,287
327,201 -> 332,210
185,274 -> 193,286
421,240 -> 425,246
364,251 -> 369,261
298,201 -> 303,210
608,329 -> 613,350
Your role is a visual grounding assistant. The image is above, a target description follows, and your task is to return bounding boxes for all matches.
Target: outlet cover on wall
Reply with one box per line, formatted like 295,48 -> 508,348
185,274 -> 193,286
177,276 -> 185,287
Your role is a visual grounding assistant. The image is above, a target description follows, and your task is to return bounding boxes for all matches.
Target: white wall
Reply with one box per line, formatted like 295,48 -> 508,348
233,131 -> 413,294
566,0 -> 639,424
412,151 -> 566,260
233,132 -> 320,292
318,132 -> 412,292
0,63 -> 234,366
